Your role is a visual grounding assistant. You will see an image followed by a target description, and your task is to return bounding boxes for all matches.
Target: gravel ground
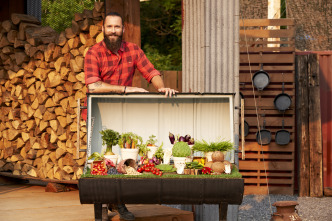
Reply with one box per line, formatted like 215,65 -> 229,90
238,194 -> 332,221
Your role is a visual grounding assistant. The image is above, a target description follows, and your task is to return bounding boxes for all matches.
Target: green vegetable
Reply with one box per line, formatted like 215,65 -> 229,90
100,129 -> 120,155
154,143 -> 164,160
185,162 -> 203,169
88,152 -> 103,161
155,164 -> 177,172
172,141 -> 191,157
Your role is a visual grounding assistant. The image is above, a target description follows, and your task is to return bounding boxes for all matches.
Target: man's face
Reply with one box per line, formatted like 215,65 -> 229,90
103,15 -> 124,44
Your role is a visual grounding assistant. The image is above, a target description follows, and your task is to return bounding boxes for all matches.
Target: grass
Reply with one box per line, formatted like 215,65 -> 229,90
81,166 -> 242,179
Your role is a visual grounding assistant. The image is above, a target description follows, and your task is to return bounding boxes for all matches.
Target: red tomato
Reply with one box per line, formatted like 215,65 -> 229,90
152,171 -> 156,174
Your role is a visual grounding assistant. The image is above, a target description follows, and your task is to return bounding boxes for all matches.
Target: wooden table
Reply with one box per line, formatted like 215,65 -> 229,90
79,177 -> 244,221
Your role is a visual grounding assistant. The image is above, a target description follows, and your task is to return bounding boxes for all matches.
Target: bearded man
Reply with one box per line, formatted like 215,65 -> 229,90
83,12 -> 177,220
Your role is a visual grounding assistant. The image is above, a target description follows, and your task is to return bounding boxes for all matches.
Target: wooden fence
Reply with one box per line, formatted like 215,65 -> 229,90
239,19 -> 296,195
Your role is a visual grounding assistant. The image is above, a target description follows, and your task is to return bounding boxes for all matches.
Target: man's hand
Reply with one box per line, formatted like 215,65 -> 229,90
158,88 -> 178,97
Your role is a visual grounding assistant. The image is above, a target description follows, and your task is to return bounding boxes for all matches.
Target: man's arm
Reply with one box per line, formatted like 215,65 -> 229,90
88,81 -> 148,93
151,75 -> 178,97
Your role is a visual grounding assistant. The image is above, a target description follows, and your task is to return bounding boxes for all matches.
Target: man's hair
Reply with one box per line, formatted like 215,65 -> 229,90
103,12 -> 124,26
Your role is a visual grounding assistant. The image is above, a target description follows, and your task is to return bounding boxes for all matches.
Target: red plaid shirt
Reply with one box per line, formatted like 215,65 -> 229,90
82,41 -> 160,120
84,40 -> 160,86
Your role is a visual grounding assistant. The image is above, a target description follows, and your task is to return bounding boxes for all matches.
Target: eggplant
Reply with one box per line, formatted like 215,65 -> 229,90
188,138 -> 195,145
179,136 -> 186,142
184,134 -> 191,142
169,132 -> 175,144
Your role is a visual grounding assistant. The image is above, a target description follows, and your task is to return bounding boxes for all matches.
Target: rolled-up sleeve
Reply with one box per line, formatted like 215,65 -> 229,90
84,49 -> 101,85
136,48 -> 160,82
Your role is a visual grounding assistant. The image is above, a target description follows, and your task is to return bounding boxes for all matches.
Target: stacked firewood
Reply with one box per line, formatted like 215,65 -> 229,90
0,2 -> 105,180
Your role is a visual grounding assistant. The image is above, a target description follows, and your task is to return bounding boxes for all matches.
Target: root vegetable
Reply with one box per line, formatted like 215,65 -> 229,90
205,161 -> 213,168
211,162 -> 225,173
211,151 -> 224,162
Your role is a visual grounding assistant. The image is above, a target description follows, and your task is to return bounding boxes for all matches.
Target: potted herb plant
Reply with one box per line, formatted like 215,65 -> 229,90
172,141 -> 192,174
146,135 -> 158,159
192,139 -> 234,162
100,129 -> 120,164
118,132 -> 142,161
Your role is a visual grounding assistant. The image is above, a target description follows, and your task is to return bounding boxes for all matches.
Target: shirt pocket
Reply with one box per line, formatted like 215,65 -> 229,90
125,56 -> 135,74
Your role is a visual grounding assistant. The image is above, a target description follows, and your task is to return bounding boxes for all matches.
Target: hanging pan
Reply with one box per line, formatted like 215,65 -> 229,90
275,119 -> 290,145
239,120 -> 249,137
274,82 -> 292,112
252,63 -> 270,90
256,118 -> 271,145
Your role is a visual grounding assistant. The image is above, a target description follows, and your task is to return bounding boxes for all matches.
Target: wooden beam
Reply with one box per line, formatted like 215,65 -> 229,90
296,54 -> 310,197
308,54 -> 323,197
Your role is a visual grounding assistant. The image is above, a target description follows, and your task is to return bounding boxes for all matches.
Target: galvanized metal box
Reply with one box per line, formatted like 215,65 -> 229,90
86,93 -> 235,165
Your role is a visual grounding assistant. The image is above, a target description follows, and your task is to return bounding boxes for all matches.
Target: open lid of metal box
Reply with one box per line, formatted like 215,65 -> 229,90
85,93 -> 235,165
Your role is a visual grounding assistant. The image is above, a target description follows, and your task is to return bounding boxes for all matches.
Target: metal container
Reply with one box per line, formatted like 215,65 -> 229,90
85,93 -> 236,165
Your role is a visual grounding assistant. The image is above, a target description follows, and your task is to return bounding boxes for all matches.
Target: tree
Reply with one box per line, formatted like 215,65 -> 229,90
140,0 -> 182,70
41,0 -> 95,32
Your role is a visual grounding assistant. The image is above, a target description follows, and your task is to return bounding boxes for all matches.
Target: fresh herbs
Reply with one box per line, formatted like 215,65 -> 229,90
192,139 -> 234,153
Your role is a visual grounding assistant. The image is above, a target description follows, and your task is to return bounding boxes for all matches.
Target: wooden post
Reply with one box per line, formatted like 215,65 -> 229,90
296,54 -> 310,196
219,203 -> 228,221
241,98 -> 245,160
308,54 -> 323,197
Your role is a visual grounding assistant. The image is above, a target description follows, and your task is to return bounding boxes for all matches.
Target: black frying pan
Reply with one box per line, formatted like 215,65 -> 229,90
252,63 -> 270,91
239,120 -> 249,137
256,119 -> 271,145
275,119 -> 290,145
274,82 -> 292,112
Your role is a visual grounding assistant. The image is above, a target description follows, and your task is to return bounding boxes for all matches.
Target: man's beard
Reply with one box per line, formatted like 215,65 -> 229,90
104,32 -> 123,53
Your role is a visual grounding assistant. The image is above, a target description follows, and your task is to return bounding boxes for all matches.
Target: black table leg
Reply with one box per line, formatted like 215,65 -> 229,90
94,203 -> 102,221
219,202 -> 228,221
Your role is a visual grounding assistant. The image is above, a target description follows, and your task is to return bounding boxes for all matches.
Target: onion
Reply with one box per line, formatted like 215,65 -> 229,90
149,159 -> 154,164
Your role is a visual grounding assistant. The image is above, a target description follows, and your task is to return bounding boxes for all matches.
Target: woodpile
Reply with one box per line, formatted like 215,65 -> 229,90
0,2 -> 105,180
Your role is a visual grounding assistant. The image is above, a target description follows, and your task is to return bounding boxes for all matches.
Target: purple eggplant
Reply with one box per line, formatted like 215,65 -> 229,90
184,134 -> 191,142
179,136 -> 186,142
188,138 -> 195,145
169,132 -> 175,144
149,159 -> 154,164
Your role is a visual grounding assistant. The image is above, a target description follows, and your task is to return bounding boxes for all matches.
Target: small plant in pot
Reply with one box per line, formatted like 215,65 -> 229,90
118,132 -> 142,161
100,129 -> 120,164
146,135 -> 158,159
172,141 -> 192,174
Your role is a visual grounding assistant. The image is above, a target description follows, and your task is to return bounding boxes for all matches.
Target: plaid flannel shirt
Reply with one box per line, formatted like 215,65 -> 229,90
82,41 -> 160,120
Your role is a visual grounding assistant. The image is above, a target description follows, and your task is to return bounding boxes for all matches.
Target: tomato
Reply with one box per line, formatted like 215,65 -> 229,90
152,171 -> 156,174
